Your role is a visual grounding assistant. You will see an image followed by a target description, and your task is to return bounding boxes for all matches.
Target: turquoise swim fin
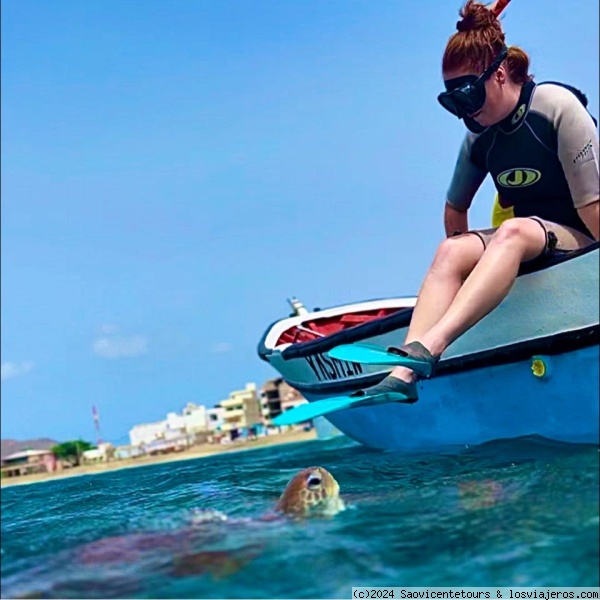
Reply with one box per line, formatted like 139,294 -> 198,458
272,390 -> 410,426
327,342 -> 437,378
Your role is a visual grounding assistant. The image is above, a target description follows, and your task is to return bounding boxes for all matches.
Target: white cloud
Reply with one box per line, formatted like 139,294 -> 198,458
1,361 -> 35,381
99,324 -> 119,334
210,342 -> 233,354
93,335 -> 148,359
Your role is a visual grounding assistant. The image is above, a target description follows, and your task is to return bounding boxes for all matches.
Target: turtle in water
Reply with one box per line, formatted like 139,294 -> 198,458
77,466 -> 344,565
11,467 -> 345,598
275,465 -> 345,517
167,466 -> 346,577
170,466 -> 346,577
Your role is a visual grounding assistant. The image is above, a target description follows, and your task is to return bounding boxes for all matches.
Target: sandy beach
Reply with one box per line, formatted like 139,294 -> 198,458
1,429 -> 318,489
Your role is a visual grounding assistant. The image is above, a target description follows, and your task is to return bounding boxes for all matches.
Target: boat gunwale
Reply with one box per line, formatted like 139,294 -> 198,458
280,323 -> 599,395
261,243 -> 600,362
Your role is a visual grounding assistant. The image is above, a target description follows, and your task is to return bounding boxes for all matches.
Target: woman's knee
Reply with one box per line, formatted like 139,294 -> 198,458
492,218 -> 530,241
489,218 -> 546,257
431,234 -> 484,276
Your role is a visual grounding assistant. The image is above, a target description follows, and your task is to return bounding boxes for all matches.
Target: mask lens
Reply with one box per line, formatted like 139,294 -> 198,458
438,81 -> 485,119
437,93 -> 461,117
443,74 -> 478,92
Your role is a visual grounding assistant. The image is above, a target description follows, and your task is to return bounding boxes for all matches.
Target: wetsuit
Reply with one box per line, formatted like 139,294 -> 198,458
447,81 -> 599,239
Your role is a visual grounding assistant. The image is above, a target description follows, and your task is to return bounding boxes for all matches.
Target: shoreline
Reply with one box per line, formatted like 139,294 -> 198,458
0,429 -> 318,489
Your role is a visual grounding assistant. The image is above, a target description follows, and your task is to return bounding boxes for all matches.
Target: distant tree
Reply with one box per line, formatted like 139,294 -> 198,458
51,440 -> 95,466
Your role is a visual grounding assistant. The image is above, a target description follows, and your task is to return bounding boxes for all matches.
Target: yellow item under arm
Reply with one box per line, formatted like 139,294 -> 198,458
491,193 -> 515,227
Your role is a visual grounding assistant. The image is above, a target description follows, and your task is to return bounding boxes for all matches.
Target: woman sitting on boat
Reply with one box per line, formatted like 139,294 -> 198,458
354,0 -> 599,403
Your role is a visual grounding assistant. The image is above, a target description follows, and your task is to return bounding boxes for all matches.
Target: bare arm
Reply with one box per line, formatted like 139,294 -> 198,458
445,133 -> 486,237
577,200 -> 600,241
444,202 -> 469,238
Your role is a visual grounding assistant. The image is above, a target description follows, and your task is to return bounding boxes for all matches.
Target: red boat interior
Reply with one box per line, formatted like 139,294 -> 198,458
276,308 -> 402,346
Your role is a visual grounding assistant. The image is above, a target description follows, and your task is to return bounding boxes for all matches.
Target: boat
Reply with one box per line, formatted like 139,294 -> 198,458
257,243 -> 599,451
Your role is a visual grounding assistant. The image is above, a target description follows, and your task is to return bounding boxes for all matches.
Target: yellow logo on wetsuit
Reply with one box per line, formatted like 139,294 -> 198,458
497,168 -> 542,188
511,103 -> 527,125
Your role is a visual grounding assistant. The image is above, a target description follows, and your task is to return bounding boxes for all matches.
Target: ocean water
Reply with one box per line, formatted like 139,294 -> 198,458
1,435 -> 598,599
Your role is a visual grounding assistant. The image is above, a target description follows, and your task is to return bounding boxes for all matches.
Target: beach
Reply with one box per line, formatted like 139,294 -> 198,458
0,429 -> 317,489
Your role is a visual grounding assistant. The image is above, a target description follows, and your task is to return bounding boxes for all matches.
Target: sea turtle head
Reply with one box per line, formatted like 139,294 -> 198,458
274,466 -> 345,518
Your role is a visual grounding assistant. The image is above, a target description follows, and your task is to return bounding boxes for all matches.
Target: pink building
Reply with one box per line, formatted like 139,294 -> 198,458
1,449 -> 61,478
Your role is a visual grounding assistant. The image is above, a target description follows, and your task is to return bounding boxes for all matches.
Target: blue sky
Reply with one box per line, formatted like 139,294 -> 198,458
2,0 -> 598,445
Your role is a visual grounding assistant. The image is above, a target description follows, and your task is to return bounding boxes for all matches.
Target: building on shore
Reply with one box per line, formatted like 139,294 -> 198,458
128,402 -> 210,454
129,420 -> 168,448
279,380 -> 308,413
260,379 -> 282,424
219,383 -> 263,441
113,445 -> 145,460
207,406 -> 224,431
122,381 -> 311,454
206,406 -> 224,443
1,449 -> 62,478
81,442 -> 115,464
181,403 -> 209,434
260,377 -> 308,427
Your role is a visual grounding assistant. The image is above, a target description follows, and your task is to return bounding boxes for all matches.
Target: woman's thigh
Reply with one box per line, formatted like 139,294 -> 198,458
464,217 -> 594,259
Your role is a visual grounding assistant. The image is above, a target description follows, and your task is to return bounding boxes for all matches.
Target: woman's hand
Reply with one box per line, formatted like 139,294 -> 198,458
444,202 -> 469,238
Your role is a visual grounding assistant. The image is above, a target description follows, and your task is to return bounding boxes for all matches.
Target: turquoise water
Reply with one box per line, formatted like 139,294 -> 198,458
1,435 -> 598,598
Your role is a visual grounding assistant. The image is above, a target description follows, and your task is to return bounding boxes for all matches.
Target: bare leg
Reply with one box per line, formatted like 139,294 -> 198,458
404,233 -> 486,340
389,233 -> 485,382
418,218 -> 547,358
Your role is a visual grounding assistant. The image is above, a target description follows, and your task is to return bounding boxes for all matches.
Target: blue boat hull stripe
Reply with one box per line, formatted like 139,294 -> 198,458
287,324 -> 599,395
